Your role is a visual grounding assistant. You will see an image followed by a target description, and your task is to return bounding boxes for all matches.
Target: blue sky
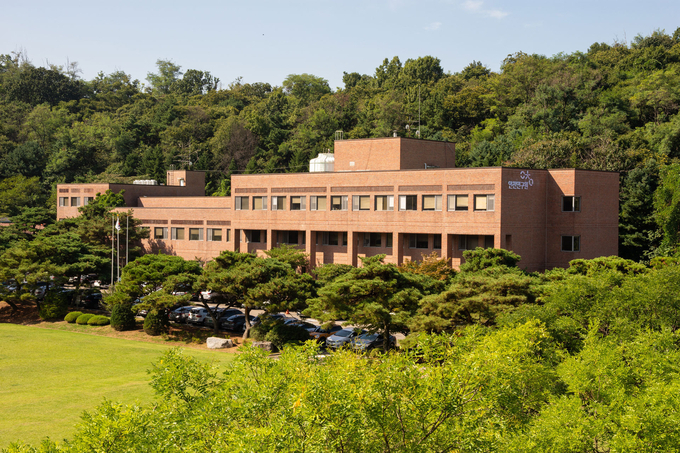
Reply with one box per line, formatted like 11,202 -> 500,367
2,0 -> 678,90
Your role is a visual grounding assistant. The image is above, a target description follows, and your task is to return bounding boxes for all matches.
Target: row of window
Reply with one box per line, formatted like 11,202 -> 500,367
235,194 -> 496,212
152,227 -> 230,242
58,197 -> 95,207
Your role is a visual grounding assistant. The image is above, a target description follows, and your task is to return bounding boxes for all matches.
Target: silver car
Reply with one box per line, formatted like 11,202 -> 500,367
325,328 -> 365,350
187,307 -> 210,325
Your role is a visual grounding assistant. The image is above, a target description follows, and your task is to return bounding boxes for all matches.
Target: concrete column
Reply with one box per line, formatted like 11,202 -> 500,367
348,231 -> 359,267
306,230 -> 317,269
442,233 -> 451,261
394,231 -> 404,265
266,228 -> 273,252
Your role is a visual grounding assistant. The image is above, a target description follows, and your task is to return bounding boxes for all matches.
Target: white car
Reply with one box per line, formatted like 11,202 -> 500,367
187,307 -> 210,325
199,290 -> 222,301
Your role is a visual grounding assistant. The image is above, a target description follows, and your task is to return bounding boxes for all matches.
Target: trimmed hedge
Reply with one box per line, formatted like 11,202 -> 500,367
110,304 -> 136,331
76,313 -> 95,325
39,290 -> 70,320
64,311 -> 84,323
143,310 -> 167,336
88,315 -> 110,326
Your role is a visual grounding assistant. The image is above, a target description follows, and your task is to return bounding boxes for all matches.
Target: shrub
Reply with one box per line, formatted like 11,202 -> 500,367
110,304 -> 136,331
264,323 -> 311,350
76,313 -> 95,325
143,309 -> 168,336
64,311 -> 83,323
88,315 -> 110,326
39,289 -> 70,320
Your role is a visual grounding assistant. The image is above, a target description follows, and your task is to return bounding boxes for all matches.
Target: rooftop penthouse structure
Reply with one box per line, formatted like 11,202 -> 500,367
56,137 -> 619,272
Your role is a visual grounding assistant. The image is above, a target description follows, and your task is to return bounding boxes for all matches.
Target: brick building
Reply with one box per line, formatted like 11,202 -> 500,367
56,137 -> 619,272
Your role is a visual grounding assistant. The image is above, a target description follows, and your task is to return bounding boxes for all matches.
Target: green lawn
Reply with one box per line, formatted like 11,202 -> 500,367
0,324 -> 234,448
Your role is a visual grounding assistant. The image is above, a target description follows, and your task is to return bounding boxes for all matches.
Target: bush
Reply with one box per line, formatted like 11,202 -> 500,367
64,311 -> 83,323
143,309 -> 168,336
264,323 -> 311,350
38,289 -> 70,320
110,304 -> 136,331
88,315 -> 110,326
76,313 -> 95,325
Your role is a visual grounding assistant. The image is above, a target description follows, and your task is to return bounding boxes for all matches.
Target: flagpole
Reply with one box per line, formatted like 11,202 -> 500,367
111,215 -> 114,287
126,215 -> 129,269
117,216 -> 120,282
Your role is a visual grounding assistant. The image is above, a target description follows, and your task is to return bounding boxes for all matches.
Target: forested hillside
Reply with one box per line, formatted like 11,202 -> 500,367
2,28 -> 680,261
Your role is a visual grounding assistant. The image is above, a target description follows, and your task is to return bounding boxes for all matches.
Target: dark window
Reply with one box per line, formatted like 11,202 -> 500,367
399,195 -> 417,211
331,195 -> 348,211
386,233 -> 393,248
433,234 -> 442,249
561,235 -> 580,252
459,235 -> 478,250
484,235 -> 494,248
290,196 -> 306,210
562,196 -> 581,212
154,227 -> 167,239
247,230 -> 261,243
279,231 -> 298,244
363,233 -> 382,247
189,228 -> 203,241
409,234 -> 429,249
272,196 -> 286,210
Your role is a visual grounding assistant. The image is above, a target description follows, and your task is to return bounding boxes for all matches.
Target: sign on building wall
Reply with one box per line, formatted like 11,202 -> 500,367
508,170 -> 534,190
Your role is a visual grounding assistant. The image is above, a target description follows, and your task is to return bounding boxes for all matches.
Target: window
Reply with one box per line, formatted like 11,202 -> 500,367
433,234 -> 442,249
331,195 -> 348,211
154,227 -> 168,239
363,233 -> 382,247
171,228 -> 185,240
375,195 -> 394,211
207,229 -> 222,241
448,195 -> 469,211
70,197 -> 80,207
235,196 -> 249,210
290,196 -> 306,210
459,235 -> 478,250
279,231 -> 299,245
562,196 -> 581,212
189,228 -> 203,241
59,197 -> 69,207
246,230 -> 262,243
422,195 -> 442,211
272,196 -> 286,210
399,195 -> 417,211
311,196 -> 327,211
352,195 -> 370,211
474,194 -> 495,211
252,196 -> 267,210
226,229 -> 231,242
561,235 -> 580,252
386,233 -> 393,248
484,235 -> 494,248
409,234 -> 429,249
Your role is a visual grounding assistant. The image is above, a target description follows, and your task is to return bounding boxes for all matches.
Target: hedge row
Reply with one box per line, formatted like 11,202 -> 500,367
64,312 -> 110,326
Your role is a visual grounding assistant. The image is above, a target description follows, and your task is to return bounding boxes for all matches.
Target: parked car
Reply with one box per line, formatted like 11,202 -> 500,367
33,282 -> 51,301
80,290 -> 103,309
309,324 -> 343,343
172,284 -> 197,300
287,320 -> 319,333
350,333 -> 396,352
253,313 -> 286,325
187,307 -> 211,325
205,308 -> 242,328
169,306 -> 194,323
221,314 -> 256,332
199,289 -> 223,301
325,328 -> 365,350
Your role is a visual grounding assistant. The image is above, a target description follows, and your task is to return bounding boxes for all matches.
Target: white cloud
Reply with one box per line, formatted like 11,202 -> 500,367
425,21 -> 442,31
461,0 -> 508,19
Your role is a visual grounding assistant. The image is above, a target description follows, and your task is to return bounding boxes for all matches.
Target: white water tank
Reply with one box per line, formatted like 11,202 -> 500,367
309,153 -> 335,172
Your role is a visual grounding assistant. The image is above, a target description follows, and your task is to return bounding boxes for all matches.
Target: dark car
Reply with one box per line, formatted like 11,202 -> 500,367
169,306 -> 194,323
350,333 -> 397,352
221,314 -> 256,332
205,308 -> 242,328
80,290 -> 103,309
326,328 -> 365,350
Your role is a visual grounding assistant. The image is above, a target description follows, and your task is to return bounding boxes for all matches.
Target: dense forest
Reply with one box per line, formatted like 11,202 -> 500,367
2,28 -> 680,261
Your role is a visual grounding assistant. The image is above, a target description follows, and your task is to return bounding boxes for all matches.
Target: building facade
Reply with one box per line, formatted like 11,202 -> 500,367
56,137 -> 619,272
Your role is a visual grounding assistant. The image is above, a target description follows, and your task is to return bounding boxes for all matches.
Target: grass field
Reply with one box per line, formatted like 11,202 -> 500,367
0,324 -> 235,448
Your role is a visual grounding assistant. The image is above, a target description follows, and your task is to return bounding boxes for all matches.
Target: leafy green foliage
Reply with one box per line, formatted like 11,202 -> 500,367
460,247 -> 522,272
75,313 -> 94,325
109,303 -> 136,331
38,289 -> 70,320
87,315 -> 110,326
142,309 -> 167,336
64,311 -> 83,323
